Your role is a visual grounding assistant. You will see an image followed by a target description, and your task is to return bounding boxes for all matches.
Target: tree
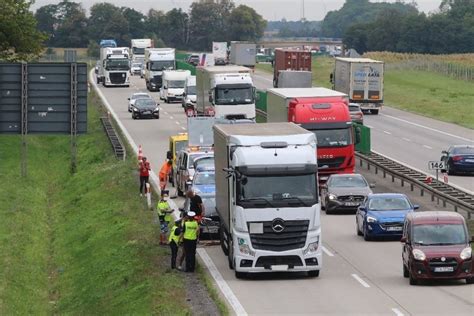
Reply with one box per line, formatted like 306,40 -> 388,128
228,5 -> 266,41
162,9 -> 189,49
121,7 -> 146,40
88,3 -> 129,47
35,4 -> 57,46
0,0 -> 46,61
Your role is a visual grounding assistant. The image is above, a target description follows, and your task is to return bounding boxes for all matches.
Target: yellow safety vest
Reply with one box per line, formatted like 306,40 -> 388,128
157,201 -> 171,222
183,220 -> 198,240
169,224 -> 180,244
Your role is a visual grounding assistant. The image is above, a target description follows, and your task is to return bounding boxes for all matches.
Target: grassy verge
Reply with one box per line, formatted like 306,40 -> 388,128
197,265 -> 229,316
256,56 -> 474,129
0,91 -> 190,314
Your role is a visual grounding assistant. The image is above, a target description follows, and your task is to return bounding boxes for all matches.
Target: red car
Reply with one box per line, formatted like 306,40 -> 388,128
401,211 -> 473,285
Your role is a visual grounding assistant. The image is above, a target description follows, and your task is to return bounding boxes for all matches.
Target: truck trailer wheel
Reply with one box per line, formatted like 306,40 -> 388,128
371,109 -> 379,115
308,270 -> 320,278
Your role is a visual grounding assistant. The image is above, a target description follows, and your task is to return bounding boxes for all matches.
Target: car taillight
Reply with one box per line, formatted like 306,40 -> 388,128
452,156 -> 462,161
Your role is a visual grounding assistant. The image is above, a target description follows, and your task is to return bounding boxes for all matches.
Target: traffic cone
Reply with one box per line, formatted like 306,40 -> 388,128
443,174 -> 448,184
138,145 -> 143,162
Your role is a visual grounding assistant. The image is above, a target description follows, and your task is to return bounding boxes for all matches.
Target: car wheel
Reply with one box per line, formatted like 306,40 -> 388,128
466,277 -> 474,284
132,113 -> 136,120
356,219 -> 362,236
235,270 -> 246,279
403,264 -> 409,278
308,270 -> 320,278
409,273 -> 418,285
154,114 -> 159,119
363,224 -> 371,241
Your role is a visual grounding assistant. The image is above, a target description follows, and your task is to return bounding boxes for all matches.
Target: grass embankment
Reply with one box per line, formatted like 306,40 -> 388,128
256,55 -> 474,129
0,91 -> 189,314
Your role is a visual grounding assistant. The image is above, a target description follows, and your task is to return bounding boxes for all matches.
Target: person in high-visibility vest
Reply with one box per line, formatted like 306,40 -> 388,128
180,211 -> 199,272
157,194 -> 173,245
168,219 -> 182,269
159,160 -> 173,191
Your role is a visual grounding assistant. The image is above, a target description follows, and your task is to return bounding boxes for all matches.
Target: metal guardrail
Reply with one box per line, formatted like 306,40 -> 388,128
100,117 -> 126,160
357,151 -> 474,218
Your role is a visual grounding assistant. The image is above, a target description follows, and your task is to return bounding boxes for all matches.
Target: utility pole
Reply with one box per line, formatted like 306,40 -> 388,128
301,0 -> 306,21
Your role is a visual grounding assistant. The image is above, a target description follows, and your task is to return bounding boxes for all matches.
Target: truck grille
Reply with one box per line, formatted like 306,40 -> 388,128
338,195 -> 365,202
318,157 -> 345,169
110,72 -> 126,84
153,75 -> 162,86
248,220 -> 309,252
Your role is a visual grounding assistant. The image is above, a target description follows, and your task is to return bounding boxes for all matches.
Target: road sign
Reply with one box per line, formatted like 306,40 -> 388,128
428,161 -> 445,170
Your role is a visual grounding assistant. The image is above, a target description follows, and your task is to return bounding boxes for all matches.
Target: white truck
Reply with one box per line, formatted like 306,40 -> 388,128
214,122 -> 322,278
160,70 -> 191,103
182,75 -> 197,110
98,47 -> 130,87
212,42 -> 228,65
144,48 -> 175,91
130,38 -> 152,63
230,41 -> 256,68
196,66 -> 256,120
332,57 -> 384,114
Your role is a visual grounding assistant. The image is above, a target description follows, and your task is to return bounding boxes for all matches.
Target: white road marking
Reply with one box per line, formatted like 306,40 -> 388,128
322,246 -> 334,257
383,131 -> 392,135
391,308 -> 404,316
351,274 -> 370,288
175,121 -> 180,125
402,137 -> 411,142
422,145 -> 433,149
381,113 -> 474,143
197,249 -> 248,316
169,116 -> 174,119
181,126 -> 186,131
164,111 -> 168,115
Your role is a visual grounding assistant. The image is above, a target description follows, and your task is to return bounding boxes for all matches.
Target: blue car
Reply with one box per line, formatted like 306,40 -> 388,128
440,145 -> 474,175
356,193 -> 419,241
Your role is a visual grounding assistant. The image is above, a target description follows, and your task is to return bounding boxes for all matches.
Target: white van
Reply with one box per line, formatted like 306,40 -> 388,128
160,70 -> 191,103
182,76 -> 197,109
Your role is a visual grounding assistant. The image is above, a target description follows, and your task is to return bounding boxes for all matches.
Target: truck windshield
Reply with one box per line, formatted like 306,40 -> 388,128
413,224 -> 467,245
168,80 -> 186,88
215,86 -> 254,105
133,47 -> 145,55
187,86 -> 197,95
105,59 -> 130,70
312,127 -> 352,148
237,174 -> 318,208
150,61 -> 175,71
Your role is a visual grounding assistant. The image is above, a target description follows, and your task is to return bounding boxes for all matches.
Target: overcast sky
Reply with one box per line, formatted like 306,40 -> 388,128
31,0 -> 443,21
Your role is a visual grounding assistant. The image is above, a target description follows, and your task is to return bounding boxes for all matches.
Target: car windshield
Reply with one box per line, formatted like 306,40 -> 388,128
150,60 -> 175,71
194,172 -> 215,185
312,128 -> 352,147
329,175 -> 367,188
188,154 -> 213,169
132,94 -> 151,100
194,157 -> 214,170
105,59 -> 130,70
132,47 -> 145,55
168,80 -> 186,88
135,99 -> 156,107
368,196 -> 411,210
215,86 -> 254,105
132,63 -> 142,68
187,86 -> 197,95
413,224 -> 467,245
237,174 -> 318,207
175,140 -> 187,155
452,147 -> 474,155
349,105 -> 360,112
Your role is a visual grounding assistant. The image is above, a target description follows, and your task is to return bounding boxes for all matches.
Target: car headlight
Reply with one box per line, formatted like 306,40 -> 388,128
366,216 -> 377,223
460,247 -> 472,260
133,108 -> 138,112
154,107 -> 160,112
412,249 -> 426,261
304,237 -> 320,255
328,194 -> 337,200
238,238 -> 255,256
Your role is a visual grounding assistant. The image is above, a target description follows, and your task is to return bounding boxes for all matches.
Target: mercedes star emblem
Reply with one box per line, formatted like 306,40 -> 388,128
272,218 -> 285,233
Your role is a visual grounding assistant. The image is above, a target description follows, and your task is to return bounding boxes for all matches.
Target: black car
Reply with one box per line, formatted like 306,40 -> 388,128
440,145 -> 474,175
131,98 -> 160,119
187,54 -> 200,66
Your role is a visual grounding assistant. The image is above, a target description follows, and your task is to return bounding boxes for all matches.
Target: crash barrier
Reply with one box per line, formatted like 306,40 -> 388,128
100,116 -> 126,160
175,52 -> 189,61
357,151 -> 474,218
176,60 -> 196,76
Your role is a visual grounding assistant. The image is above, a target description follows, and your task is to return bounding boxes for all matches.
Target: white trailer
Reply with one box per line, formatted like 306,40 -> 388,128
332,57 -> 384,114
214,122 -> 322,278
131,38 -> 152,63
196,66 -> 256,120
98,47 -> 130,87
230,42 -> 256,68
212,42 -> 228,65
144,48 -> 176,91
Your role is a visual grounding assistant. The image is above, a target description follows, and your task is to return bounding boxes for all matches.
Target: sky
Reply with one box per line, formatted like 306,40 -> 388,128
30,0 -> 443,21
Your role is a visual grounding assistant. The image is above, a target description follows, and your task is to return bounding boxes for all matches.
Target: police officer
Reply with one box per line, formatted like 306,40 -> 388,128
168,219 -> 182,269
180,211 -> 199,272
157,193 -> 173,245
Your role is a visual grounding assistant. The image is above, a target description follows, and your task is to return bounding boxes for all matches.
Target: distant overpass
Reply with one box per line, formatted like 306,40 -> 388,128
257,37 -> 343,49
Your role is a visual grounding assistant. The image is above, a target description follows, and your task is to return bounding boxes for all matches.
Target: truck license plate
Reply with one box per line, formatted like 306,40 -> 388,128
345,202 -> 359,206
271,265 -> 289,271
434,266 -> 454,272
386,226 -> 402,231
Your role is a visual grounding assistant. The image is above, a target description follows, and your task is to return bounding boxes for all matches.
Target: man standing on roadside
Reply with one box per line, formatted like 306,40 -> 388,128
180,211 -> 199,272
159,160 -> 173,191
139,157 -> 151,196
186,189 -> 205,218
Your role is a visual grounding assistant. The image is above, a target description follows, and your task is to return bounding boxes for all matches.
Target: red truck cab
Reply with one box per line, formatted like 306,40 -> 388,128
289,97 -> 355,181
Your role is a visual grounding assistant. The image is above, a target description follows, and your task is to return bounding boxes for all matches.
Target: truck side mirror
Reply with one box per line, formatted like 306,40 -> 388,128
163,86 -> 167,90
329,73 -> 334,84
400,236 -> 407,243
355,127 -> 361,144
254,88 -> 259,101
166,151 -> 172,160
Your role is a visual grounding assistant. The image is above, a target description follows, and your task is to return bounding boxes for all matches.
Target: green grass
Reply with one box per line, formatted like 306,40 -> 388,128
197,265 -> 229,316
257,56 -> 474,129
0,91 -> 190,314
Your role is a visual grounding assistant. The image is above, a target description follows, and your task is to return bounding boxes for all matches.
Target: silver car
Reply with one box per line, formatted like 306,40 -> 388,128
127,92 -> 152,112
320,173 -> 374,214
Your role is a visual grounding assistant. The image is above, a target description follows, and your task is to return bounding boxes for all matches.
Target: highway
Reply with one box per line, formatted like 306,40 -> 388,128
91,72 -> 474,316
252,70 -> 474,194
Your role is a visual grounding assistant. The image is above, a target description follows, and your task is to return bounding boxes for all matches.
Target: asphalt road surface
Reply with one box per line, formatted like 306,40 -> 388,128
92,72 -> 473,316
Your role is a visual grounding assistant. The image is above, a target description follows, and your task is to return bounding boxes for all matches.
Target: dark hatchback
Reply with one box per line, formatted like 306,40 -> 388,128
401,211 -> 473,285
131,98 -> 160,119
440,145 -> 474,175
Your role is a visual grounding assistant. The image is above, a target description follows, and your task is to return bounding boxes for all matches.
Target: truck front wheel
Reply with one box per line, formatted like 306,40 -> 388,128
371,109 -> 379,115
228,238 -> 234,270
220,223 -> 229,256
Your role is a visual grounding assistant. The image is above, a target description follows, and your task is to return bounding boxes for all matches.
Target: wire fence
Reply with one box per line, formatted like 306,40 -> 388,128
386,60 -> 474,82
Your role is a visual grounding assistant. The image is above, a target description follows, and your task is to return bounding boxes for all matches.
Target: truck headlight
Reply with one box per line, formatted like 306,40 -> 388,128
328,194 -> 337,200
460,247 -> 472,260
412,249 -> 426,261
238,238 -> 255,256
366,216 -> 377,223
304,238 -> 320,255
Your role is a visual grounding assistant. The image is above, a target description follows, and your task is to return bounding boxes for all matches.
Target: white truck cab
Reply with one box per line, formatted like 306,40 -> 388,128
98,47 -> 131,87
182,76 -> 197,109
144,48 -> 175,91
160,70 -> 191,103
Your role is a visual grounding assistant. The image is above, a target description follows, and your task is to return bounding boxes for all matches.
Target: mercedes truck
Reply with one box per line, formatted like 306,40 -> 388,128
214,122 -> 322,278
144,48 -> 176,91
98,47 -> 130,87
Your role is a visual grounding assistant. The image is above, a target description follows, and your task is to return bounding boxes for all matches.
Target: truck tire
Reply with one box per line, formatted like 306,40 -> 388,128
308,270 -> 320,278
371,109 -> 379,115
220,223 -> 229,256
96,77 -> 100,84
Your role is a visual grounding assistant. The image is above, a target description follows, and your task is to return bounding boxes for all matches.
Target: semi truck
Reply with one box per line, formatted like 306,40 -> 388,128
273,49 -> 312,87
212,42 -> 228,65
214,122 -> 322,278
130,38 -> 152,63
196,66 -> 256,120
98,47 -> 130,87
331,57 -> 384,114
144,48 -> 176,91
266,88 -> 355,182
230,41 -> 256,68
